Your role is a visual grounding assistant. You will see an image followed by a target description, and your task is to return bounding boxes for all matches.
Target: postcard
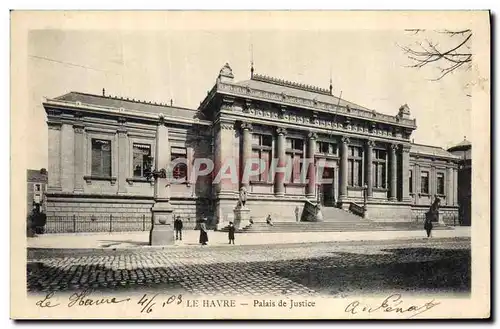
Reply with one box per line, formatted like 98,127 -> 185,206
10,10 -> 490,319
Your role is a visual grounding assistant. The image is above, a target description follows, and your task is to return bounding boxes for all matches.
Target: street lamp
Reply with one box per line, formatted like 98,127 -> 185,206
362,183 -> 368,217
143,155 -> 167,182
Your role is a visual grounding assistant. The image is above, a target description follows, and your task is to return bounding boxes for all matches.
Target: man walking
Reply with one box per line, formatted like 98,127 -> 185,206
174,215 -> 183,241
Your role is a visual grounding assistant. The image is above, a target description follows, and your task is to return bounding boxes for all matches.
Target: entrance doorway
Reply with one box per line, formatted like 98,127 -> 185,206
320,167 -> 336,207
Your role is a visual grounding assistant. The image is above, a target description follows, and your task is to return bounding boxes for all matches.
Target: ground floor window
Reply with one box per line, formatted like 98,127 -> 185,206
91,139 -> 111,177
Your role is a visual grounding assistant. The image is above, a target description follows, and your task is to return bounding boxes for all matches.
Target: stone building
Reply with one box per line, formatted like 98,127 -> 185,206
43,63 -> 461,226
27,168 -> 48,212
448,138 -> 472,226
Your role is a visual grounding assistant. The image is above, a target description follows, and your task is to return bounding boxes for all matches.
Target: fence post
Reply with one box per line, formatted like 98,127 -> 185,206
109,214 -> 113,233
142,214 -> 145,231
73,215 -> 76,233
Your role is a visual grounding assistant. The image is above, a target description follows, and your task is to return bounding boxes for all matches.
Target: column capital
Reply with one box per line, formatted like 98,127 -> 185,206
240,122 -> 253,131
73,124 -> 85,134
276,127 -> 287,136
157,113 -> 167,126
341,136 -> 350,144
399,144 -> 412,153
219,120 -> 235,130
307,132 -> 318,140
366,139 -> 375,148
389,143 -> 398,151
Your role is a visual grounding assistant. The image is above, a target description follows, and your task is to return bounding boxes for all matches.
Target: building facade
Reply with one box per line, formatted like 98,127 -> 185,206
448,138 -> 472,226
43,63 -> 460,226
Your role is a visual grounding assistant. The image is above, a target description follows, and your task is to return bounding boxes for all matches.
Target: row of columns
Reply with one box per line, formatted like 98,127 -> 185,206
239,122 -> 412,202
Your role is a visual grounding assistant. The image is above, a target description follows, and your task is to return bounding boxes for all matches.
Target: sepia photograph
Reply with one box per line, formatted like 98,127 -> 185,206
10,10 -> 490,319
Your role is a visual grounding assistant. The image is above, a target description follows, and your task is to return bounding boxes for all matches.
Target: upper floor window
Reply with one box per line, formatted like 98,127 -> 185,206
251,134 -> 272,182
421,171 -> 429,194
317,141 -> 338,155
286,138 -> 304,183
437,172 -> 445,195
91,139 -> 111,177
132,143 -> 151,177
372,149 -> 387,188
348,146 -> 363,187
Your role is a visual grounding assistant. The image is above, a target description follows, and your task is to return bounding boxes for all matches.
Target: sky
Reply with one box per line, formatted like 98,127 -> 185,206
26,23 -> 472,170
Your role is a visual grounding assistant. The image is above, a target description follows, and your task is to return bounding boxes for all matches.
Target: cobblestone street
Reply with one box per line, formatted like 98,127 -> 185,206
27,237 -> 470,298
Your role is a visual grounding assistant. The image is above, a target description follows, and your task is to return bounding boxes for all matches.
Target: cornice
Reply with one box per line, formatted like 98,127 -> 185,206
215,81 -> 417,129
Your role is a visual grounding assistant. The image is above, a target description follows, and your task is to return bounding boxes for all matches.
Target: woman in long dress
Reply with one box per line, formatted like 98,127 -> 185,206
199,218 -> 208,245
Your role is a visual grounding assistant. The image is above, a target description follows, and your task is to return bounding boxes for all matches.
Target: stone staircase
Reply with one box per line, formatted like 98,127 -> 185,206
218,206 -> 452,233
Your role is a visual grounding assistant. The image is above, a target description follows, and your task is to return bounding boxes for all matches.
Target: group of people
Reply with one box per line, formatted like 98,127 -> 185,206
173,215 -> 235,245
26,204 -> 47,237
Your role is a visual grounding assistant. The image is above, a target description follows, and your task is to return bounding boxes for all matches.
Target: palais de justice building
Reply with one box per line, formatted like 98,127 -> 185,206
43,64 -> 461,225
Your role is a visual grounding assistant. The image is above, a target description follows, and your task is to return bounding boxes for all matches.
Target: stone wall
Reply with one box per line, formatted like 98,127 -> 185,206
365,203 -> 412,222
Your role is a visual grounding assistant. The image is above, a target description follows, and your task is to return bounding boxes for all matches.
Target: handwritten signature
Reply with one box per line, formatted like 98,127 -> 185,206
345,293 -> 440,318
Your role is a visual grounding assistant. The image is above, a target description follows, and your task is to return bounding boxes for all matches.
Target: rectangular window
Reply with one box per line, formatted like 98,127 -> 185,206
317,142 -> 338,155
437,172 -> 445,195
132,143 -> 151,177
171,147 -> 187,181
421,171 -> 429,194
285,138 -> 304,183
348,146 -> 363,187
252,134 -> 272,182
91,139 -> 112,177
372,149 -> 387,188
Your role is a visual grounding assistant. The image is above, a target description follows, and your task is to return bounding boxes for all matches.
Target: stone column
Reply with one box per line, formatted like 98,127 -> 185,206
47,122 -> 62,191
389,144 -> 398,201
365,140 -> 374,199
60,123 -> 75,192
73,124 -> 85,192
453,168 -> 458,206
447,166 -> 454,206
150,117 -> 174,246
306,132 -> 317,197
215,121 -> 236,195
339,136 -> 349,200
414,163 -> 420,205
117,126 -> 128,194
274,127 -> 287,196
401,144 -> 411,202
241,122 -> 253,188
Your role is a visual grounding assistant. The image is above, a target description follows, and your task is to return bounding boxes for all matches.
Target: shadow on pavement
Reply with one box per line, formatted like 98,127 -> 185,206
26,245 -> 470,297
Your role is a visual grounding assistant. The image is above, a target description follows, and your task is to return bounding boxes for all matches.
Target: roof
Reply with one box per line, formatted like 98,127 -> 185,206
27,169 -> 48,183
410,143 -> 459,159
447,138 -> 471,152
234,76 -> 372,112
54,92 -> 201,120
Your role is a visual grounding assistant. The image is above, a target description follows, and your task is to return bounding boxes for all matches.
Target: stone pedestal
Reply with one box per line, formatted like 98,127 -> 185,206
233,206 -> 251,229
149,203 -> 175,246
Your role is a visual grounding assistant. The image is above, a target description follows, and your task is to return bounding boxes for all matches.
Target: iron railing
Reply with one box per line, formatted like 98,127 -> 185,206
44,215 -> 152,233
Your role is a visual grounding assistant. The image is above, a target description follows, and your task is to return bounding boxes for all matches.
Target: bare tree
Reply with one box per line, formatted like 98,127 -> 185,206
399,29 -> 472,81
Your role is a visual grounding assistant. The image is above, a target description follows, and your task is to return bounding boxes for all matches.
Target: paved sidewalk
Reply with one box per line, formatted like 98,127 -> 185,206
27,227 -> 470,250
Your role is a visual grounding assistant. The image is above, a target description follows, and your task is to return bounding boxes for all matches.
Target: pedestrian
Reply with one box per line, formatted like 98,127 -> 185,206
266,214 -> 273,226
295,206 -> 300,222
174,215 -> 183,241
424,211 -> 433,238
199,217 -> 209,245
228,221 -> 235,244
425,196 -> 441,238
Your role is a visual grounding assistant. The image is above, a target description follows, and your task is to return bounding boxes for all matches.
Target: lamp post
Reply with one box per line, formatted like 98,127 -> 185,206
363,183 -> 368,218
147,115 -> 175,245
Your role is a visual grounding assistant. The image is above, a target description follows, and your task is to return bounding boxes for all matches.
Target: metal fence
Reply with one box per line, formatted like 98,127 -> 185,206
45,215 -> 152,233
